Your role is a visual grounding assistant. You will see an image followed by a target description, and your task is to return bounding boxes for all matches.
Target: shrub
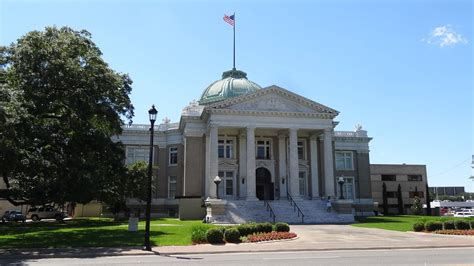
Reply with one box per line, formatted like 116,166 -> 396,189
261,222 -> 273,233
237,224 -> 255,237
255,223 -> 266,233
454,220 -> 470,230
206,228 -> 224,244
216,226 -> 226,234
413,222 -> 425,232
443,221 -> 455,230
470,220 -> 474,229
224,228 -> 241,243
411,197 -> 423,215
191,224 -> 213,244
425,221 -> 443,232
274,222 -> 290,232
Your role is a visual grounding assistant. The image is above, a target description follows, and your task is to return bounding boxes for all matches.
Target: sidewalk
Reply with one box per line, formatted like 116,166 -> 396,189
1,225 -> 473,259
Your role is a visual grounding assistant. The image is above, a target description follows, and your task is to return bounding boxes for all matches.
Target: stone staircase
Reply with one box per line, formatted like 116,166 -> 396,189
212,199 -> 354,224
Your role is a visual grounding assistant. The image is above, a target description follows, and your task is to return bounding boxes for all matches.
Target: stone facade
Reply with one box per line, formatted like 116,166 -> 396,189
370,164 -> 427,215
114,84 -> 375,222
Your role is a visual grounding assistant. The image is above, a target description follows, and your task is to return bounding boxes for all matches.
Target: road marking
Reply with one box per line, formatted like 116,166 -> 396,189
262,256 -> 340,260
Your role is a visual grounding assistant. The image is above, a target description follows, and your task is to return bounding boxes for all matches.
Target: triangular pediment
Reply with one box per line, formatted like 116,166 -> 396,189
206,85 -> 339,117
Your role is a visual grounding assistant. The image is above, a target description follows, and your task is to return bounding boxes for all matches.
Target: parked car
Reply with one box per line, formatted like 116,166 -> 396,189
27,206 -> 67,221
1,210 -> 26,223
453,212 -> 474,218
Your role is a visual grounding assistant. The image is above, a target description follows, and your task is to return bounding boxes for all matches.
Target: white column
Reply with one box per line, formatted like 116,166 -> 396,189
246,126 -> 258,201
288,128 -> 300,199
238,131 -> 247,199
310,134 -> 320,199
323,128 -> 335,197
205,133 -> 210,198
209,124 -> 218,198
278,133 -> 287,198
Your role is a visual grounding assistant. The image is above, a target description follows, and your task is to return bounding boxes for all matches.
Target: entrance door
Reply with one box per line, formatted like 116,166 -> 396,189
256,167 -> 274,200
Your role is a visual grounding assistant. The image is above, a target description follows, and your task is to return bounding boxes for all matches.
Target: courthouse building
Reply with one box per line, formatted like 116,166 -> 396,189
115,68 -> 374,223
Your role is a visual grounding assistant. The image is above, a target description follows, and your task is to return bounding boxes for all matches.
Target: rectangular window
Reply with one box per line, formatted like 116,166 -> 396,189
225,171 -> 233,196
408,175 -> 422,181
381,174 -> 396,181
218,139 -> 234,158
169,147 -> 178,165
168,176 -> 177,198
337,177 -> 355,199
256,140 -> 271,159
409,191 -> 424,198
299,171 -> 306,196
126,147 -> 150,165
218,140 -> 225,158
297,140 -> 306,160
342,177 -> 354,199
218,171 -> 234,197
386,191 -> 397,198
335,151 -> 353,170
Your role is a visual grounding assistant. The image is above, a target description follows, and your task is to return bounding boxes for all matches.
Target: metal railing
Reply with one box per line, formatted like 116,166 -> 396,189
263,200 -> 276,223
287,193 -> 305,223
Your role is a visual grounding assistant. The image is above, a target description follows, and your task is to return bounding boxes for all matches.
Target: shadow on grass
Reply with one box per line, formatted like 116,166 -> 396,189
0,227 -> 166,249
355,216 -> 407,224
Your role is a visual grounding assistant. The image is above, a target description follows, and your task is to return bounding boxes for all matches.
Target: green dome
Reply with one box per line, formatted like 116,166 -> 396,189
198,69 -> 262,105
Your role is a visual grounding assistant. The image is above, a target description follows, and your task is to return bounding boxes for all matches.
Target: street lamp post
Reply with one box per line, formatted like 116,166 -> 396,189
214,176 -> 222,199
144,105 -> 157,251
337,176 -> 345,200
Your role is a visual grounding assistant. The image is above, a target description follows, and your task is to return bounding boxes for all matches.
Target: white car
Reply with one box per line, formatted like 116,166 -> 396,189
453,212 -> 474,218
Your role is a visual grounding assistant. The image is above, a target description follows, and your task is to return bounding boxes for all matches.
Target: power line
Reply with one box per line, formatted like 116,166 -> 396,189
429,157 -> 471,177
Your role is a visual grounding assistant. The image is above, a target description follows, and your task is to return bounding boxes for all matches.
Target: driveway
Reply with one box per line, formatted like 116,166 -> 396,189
156,224 -> 474,255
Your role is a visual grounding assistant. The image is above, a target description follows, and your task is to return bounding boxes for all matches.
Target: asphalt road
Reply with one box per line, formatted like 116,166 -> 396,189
2,247 -> 473,266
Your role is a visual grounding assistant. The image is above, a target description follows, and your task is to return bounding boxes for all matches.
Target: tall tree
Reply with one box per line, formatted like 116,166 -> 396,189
397,184 -> 404,215
425,183 -> 431,216
382,182 -> 388,215
0,26 -> 134,206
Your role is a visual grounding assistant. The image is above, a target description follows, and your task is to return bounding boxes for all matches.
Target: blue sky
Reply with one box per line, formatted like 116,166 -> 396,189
1,0 -> 472,191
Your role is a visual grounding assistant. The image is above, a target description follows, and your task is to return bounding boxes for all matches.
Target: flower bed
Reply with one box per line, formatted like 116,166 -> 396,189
434,230 -> 474,236
244,232 -> 297,243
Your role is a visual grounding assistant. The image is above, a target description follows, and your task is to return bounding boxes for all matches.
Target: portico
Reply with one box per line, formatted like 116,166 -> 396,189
200,86 -> 339,202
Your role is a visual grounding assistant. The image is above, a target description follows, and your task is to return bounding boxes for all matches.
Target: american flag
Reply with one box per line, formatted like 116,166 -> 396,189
223,14 -> 235,26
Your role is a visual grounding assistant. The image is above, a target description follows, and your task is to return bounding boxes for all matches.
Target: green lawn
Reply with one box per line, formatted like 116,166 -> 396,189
0,218 -> 206,248
353,215 -> 474,232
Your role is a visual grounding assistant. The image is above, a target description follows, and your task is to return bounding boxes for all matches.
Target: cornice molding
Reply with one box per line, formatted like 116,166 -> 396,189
207,108 -> 336,119
206,86 -> 339,117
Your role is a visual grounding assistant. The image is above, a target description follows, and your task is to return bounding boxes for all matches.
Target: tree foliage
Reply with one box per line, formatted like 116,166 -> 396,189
0,26 -> 135,206
411,196 -> 423,215
397,184 -> 404,215
382,182 -> 388,215
104,161 -> 150,217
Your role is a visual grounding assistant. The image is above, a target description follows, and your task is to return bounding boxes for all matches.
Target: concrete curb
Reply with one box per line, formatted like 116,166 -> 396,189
1,245 -> 473,259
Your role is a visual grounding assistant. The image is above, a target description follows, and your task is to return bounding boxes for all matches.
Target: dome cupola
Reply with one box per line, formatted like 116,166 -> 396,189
198,69 -> 261,105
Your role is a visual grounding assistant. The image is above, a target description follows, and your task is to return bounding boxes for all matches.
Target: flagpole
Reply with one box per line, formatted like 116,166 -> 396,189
233,13 -> 236,70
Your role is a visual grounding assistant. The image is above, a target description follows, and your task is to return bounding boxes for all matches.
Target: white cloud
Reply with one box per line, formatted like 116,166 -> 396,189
422,25 -> 468,47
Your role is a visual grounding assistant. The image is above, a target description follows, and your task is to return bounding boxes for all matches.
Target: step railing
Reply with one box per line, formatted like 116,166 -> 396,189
287,193 -> 305,223
263,200 -> 276,223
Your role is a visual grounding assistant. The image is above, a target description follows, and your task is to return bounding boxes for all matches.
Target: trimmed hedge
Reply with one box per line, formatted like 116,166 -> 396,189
191,224 -> 213,243
275,222 -> 290,232
237,224 -> 256,237
413,222 -> 425,232
206,228 -> 224,244
470,220 -> 474,229
454,220 -> 470,230
260,222 -> 273,233
443,221 -> 455,230
425,221 -> 443,232
224,228 -> 241,243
